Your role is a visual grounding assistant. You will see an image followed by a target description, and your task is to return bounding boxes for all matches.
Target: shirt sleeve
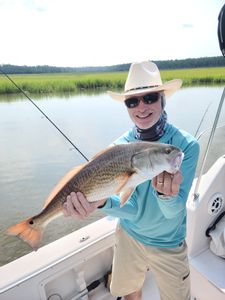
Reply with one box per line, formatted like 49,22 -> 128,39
155,139 -> 200,219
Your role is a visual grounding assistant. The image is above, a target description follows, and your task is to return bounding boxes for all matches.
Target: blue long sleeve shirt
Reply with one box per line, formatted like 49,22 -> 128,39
101,123 -> 200,248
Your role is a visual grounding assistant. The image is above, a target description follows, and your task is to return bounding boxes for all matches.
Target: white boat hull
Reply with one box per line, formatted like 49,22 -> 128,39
1,156 -> 225,300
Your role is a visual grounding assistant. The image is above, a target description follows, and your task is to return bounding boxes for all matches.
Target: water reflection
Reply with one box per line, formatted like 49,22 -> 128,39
0,86 -> 224,266
0,89 -> 109,102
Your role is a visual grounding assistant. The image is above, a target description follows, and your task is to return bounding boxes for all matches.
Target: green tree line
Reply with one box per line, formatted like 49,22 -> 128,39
1,56 -> 225,74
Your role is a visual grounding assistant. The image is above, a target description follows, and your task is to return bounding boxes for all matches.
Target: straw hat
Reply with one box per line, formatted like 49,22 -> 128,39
107,61 -> 182,101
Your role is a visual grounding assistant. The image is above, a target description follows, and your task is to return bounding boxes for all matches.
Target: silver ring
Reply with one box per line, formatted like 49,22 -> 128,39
158,181 -> 163,184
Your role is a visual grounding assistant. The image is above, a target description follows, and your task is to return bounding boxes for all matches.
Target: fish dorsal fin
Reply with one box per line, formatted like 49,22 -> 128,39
43,164 -> 85,208
90,145 -> 114,161
120,187 -> 136,207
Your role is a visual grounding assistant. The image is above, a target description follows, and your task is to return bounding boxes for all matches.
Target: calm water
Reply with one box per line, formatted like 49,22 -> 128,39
0,86 -> 225,266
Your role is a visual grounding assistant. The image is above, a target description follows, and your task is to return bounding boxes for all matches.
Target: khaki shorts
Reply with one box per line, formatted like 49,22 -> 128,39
110,226 -> 190,300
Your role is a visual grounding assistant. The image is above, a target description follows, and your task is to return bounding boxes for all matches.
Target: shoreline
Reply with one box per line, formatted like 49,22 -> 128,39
0,67 -> 224,95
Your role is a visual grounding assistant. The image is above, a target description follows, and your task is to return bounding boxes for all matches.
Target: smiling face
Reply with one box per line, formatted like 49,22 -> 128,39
125,92 -> 163,130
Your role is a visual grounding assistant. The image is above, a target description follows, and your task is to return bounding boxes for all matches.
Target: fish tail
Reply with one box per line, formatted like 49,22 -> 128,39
7,217 -> 43,251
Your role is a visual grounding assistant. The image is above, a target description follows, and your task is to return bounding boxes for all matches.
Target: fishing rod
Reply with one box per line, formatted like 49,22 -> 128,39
0,68 -> 89,162
193,4 -> 225,198
193,88 -> 225,198
194,101 -> 212,138
196,122 -> 225,141
194,4 -> 225,139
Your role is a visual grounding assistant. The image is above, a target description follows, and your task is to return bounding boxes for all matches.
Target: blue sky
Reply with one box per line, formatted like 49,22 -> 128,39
0,0 -> 224,67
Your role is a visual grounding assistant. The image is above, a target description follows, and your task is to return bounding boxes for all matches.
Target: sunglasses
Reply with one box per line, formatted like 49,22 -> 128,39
124,92 -> 161,109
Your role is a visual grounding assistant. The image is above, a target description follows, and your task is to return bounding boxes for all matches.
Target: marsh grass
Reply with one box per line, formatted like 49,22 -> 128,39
0,67 -> 224,95
161,67 -> 225,85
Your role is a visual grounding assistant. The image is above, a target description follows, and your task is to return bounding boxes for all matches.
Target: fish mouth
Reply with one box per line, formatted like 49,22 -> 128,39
170,152 -> 184,173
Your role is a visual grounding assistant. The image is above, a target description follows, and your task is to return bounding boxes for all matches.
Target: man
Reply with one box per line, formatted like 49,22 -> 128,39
63,61 -> 199,300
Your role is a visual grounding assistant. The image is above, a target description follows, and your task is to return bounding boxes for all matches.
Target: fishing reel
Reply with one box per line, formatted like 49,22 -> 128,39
218,4 -> 225,57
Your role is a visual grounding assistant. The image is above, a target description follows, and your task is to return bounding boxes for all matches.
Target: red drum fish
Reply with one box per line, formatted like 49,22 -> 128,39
7,142 -> 183,250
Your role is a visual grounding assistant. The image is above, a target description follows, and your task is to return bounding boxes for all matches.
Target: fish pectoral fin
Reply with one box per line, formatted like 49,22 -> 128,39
115,173 -> 136,206
120,187 -> 135,207
118,172 -> 148,206
115,173 -> 133,194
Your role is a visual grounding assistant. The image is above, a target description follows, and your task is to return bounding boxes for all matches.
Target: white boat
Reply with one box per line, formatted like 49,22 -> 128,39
0,88 -> 225,300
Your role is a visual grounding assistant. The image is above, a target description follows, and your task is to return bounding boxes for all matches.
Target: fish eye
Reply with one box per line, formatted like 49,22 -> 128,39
165,148 -> 172,154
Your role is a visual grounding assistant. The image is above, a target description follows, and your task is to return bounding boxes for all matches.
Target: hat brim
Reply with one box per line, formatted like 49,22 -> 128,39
107,79 -> 182,101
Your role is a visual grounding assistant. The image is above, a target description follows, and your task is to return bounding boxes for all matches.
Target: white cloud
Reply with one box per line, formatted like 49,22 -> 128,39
0,0 -> 223,67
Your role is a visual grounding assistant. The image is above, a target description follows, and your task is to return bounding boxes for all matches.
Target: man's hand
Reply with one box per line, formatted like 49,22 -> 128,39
152,171 -> 183,197
62,192 -> 106,219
